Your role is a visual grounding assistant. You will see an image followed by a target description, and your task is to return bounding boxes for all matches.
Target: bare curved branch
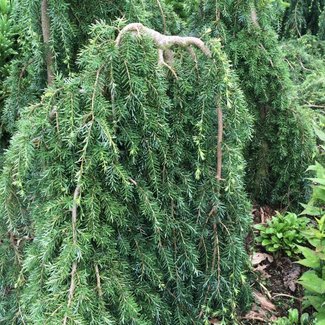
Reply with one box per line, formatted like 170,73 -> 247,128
116,23 -> 211,57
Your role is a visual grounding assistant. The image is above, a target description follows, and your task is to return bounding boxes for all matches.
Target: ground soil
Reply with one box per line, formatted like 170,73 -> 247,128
242,206 -> 306,324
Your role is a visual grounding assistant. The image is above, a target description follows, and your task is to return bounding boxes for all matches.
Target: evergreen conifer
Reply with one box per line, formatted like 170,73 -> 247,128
0,3 -> 253,324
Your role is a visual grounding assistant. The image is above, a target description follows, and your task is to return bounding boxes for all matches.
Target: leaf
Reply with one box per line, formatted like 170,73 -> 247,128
297,246 -> 321,268
251,252 -> 273,265
254,264 -> 271,279
262,239 -> 272,246
301,203 -> 323,216
304,295 -> 325,311
308,178 -> 325,186
254,224 -> 266,231
299,271 -> 325,294
288,308 -> 299,322
283,264 -> 301,292
316,309 -> 325,325
314,127 -> 325,143
265,227 -> 275,234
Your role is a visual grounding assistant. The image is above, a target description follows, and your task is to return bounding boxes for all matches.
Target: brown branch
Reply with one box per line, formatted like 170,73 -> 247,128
95,264 -> 103,297
8,232 -> 33,266
41,0 -> 54,85
71,186 -> 80,244
9,232 -> 22,265
63,185 -> 80,325
216,104 -> 223,181
19,59 -> 34,80
259,43 -> 274,67
211,223 -> 221,285
199,105 -> 223,318
251,8 -> 259,27
116,23 -> 211,58
199,210 -> 221,319
200,223 -> 221,316
158,49 -> 178,78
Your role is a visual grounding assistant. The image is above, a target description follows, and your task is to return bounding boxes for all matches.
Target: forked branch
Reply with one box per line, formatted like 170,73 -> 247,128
116,23 -> 211,61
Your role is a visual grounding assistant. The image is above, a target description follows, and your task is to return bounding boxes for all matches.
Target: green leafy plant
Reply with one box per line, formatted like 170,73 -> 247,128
297,162 -> 325,325
273,308 -> 310,325
255,212 -> 310,256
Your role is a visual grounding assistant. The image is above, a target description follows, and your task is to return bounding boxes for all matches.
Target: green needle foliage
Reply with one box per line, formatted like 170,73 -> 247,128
282,35 -> 325,119
0,20 -> 253,324
1,0 -> 177,135
280,0 -> 325,39
190,0 -> 316,208
0,0 -> 15,158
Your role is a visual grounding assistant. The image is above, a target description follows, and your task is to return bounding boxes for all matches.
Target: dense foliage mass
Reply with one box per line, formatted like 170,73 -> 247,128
282,35 -> 325,120
1,0 -> 179,136
190,0 -> 316,207
280,0 -> 325,38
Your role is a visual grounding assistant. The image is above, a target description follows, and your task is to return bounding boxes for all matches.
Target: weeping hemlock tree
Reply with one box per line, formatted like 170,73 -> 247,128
0,3 -> 253,325
191,0 -> 316,207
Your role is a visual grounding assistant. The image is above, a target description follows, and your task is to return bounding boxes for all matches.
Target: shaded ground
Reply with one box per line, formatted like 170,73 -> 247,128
242,206 -> 305,324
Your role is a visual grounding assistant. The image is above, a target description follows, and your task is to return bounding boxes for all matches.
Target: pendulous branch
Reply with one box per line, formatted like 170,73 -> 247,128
216,104 -> 223,181
63,185 -> 80,325
41,0 -> 54,85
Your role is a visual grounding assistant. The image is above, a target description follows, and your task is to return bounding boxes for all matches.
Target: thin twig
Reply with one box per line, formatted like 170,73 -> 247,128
155,0 -> 166,34
272,293 -> 302,301
216,104 -> 223,181
158,49 -> 178,78
63,186 -> 80,325
307,104 -> 325,109
251,7 -> 259,27
211,223 -> 221,286
94,264 -> 103,297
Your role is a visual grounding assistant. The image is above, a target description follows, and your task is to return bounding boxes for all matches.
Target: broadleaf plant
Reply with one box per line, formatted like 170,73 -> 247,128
298,161 -> 325,324
255,212 -> 310,256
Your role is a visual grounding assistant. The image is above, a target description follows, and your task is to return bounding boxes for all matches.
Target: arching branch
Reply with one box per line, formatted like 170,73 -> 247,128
116,23 -> 211,60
